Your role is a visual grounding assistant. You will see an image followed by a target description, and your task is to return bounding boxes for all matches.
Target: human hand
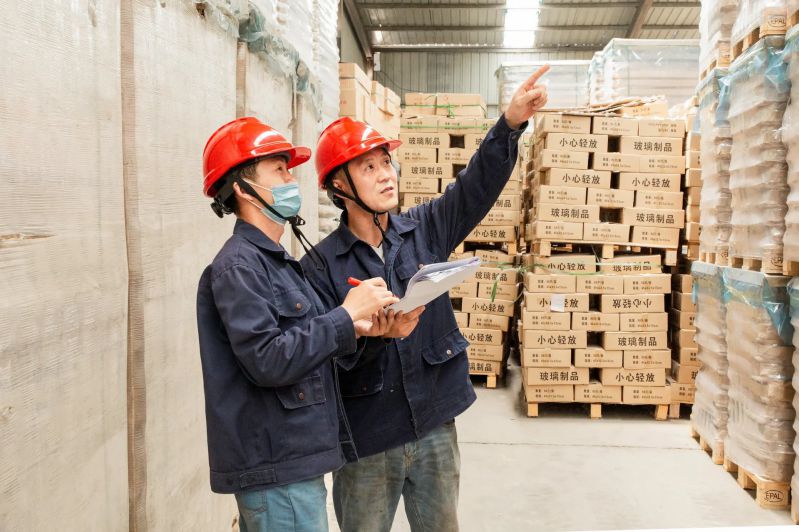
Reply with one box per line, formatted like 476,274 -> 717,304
504,64 -> 550,129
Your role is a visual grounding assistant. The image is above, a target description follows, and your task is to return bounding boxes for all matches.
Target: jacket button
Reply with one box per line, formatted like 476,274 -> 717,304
446,349 -> 453,356
418,263 -> 424,269
296,302 -> 302,310
298,392 -> 305,401
362,386 -> 368,392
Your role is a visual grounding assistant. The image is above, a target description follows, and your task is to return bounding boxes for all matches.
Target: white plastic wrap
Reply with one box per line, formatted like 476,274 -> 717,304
791,278 -> 799,505
727,36 -> 790,264
723,269 -> 795,482
782,28 -> 799,262
731,0 -> 788,45
275,0 -> 315,71
691,263 -> 730,450
0,2 -> 128,529
698,71 -> 733,256
588,51 -> 607,105
313,0 -> 340,125
699,0 -> 739,72
496,60 -> 590,113
598,39 -> 700,108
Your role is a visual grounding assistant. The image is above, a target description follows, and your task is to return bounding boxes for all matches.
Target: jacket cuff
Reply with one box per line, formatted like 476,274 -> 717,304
329,306 -> 357,356
497,113 -> 529,135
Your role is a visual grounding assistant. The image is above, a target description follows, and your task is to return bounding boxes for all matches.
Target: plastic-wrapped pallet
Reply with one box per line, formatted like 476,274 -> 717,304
496,60 -> 590,113
789,277 -> 799,521
727,36 -> 790,271
731,0 -> 788,45
723,268 -> 795,483
275,0 -> 315,70
599,39 -> 700,108
0,2 -> 129,529
782,28 -> 799,270
698,70 -> 733,260
699,0 -> 739,72
690,263 -> 730,459
588,52 -> 608,105
313,0 -> 340,124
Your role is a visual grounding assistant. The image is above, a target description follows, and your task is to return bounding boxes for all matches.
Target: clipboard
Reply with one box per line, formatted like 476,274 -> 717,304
389,257 -> 482,313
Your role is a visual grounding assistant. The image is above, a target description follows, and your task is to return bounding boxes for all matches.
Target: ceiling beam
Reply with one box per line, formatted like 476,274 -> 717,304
359,2 -> 505,8
357,1 -> 699,8
627,0 -> 654,37
366,25 -> 503,32
372,44 -> 602,52
366,24 -> 697,33
344,0 -> 373,59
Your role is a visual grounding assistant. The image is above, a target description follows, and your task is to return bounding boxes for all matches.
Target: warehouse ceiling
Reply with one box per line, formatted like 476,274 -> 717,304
344,0 -> 700,54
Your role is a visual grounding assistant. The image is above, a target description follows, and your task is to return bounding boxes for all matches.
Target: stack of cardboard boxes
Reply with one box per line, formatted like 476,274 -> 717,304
338,63 -> 401,139
669,273 -> 699,417
683,126 -> 702,262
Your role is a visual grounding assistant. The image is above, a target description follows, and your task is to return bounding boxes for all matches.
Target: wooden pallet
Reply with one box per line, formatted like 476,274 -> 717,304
783,259 -> 799,276
668,401 -> 692,419
470,372 -> 500,389
522,399 -> 668,421
723,457 -> 791,510
690,424 -> 724,465
728,254 -> 784,274
792,496 -> 799,525
530,239 -> 678,266
731,18 -> 789,63
699,251 -> 715,264
790,9 -> 799,30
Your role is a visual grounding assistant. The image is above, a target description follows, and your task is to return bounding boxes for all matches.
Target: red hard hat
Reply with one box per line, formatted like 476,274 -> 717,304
315,117 -> 402,188
202,117 -> 311,197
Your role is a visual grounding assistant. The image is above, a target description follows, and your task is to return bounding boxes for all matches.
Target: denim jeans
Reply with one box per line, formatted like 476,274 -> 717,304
333,421 -> 460,532
235,476 -> 328,532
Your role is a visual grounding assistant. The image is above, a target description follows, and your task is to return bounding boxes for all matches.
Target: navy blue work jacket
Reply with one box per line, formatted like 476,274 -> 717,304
196,219 -> 358,493
301,114 -> 525,459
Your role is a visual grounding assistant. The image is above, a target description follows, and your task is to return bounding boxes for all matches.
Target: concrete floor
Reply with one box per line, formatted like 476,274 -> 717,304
326,361 -> 795,531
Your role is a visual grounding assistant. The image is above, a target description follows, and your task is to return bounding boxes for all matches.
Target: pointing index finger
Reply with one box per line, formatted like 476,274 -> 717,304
523,64 -> 551,90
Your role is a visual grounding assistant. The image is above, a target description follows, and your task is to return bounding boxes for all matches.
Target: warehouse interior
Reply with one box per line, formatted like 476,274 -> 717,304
4,0 -> 799,530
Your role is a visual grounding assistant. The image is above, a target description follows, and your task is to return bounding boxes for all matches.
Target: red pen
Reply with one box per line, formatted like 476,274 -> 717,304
347,277 -> 362,287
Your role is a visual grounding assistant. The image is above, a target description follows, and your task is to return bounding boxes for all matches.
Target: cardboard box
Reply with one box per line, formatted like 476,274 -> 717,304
601,294 -> 665,313
466,226 -> 515,243
639,155 -> 686,174
686,187 -> 701,205
399,178 -> 439,194
532,221 -> 583,241
467,344 -> 504,361
537,185 -> 587,205
669,379 -> 696,402
575,382 -> 623,403
400,116 -> 438,132
533,254 -> 598,274
469,313 -> 511,332
339,86 -> 369,119
474,249 -> 512,264
600,254 -> 662,274
404,92 -> 436,106
440,178 -> 456,191
670,309 -> 696,329
685,222 -> 700,242
461,297 -> 515,317
396,147 -> 437,164
400,163 -> 453,180
671,360 -> 699,384
437,117 -> 481,134
538,149 -> 589,170
473,267 -> 518,286
481,210 -> 521,226
461,328 -> 503,345
464,133 -> 485,151
544,133 -> 609,153
622,208 -> 685,229
524,293 -> 590,313
521,349 -> 572,368
686,132 -> 701,151
493,195 -> 521,211
576,275 -> 625,294
400,193 -> 438,208
623,349 -> 671,369
686,151 -> 701,169
454,311 -> 468,328
635,190 -> 684,210
672,274 -> 693,293
583,223 -> 630,243
637,118 -> 686,138
523,384 -> 575,403
450,282 -> 478,298
623,385 -> 671,405
632,227 -> 680,247
572,312 -> 620,332
686,204 -> 700,223
672,328 -> 697,349
523,330 -> 588,349
587,188 -> 635,209
602,368 -> 666,387
501,180 -> 522,195
468,358 -> 502,375
623,274 -> 672,294
593,152 -> 640,173
537,204 -> 600,223
524,273 -> 577,293
618,173 -> 682,192
603,331 -> 668,351
436,93 -> 486,117
672,291 -> 696,311
619,100 -> 669,118
620,136 -> 683,156
339,62 -> 370,89
534,113 -> 592,135
592,116 -> 639,136
619,312 -> 668,332
477,282 -> 519,301
573,347 -> 623,369
676,347 -> 700,367
543,168 -> 611,189
685,168 -> 702,188
525,366 -> 589,385
439,148 -> 473,164
521,311 -> 572,331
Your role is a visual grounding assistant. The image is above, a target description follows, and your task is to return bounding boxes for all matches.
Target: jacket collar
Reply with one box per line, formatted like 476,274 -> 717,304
335,211 -> 419,256
234,218 -> 292,259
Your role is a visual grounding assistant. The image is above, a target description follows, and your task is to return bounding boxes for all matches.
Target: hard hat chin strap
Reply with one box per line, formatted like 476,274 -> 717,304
329,162 -> 389,244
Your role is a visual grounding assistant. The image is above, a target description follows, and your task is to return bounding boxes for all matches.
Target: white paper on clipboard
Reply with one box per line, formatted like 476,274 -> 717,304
390,257 -> 482,313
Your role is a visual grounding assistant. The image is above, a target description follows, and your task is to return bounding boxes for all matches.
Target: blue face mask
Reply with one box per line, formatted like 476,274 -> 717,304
244,180 -> 302,225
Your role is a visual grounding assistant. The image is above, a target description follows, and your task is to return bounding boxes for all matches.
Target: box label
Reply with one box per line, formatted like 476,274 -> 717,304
601,294 -> 665,313
571,312 -> 620,332
587,188 -> 635,209
618,173 -> 681,192
525,293 -> 590,313
544,168 -> 611,189
574,347 -> 623,368
619,312 -> 668,332
602,331 -> 668,351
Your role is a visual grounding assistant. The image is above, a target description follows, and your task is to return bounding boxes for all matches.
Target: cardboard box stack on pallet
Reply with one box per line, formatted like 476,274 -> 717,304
682,106 -> 702,263
398,92 -> 522,387
338,63 -> 401,139
726,32 -> 790,274
669,272 -> 699,417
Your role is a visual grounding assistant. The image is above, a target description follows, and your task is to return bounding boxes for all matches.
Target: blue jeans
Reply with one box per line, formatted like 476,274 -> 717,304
333,421 -> 460,532
235,476 -> 328,532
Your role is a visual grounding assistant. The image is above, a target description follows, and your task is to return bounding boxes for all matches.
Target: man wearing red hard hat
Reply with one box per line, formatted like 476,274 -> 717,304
196,117 -> 400,531
301,66 -> 550,531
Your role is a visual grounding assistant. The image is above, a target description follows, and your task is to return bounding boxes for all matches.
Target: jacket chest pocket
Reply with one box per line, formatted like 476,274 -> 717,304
274,289 -> 312,326
395,248 -> 440,284
421,328 -> 469,366
276,373 -> 326,409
